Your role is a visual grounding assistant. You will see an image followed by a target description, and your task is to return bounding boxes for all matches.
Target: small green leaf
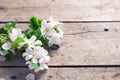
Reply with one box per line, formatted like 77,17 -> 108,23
18,44 -> 28,52
38,19 -> 42,28
12,37 -> 24,48
26,28 -> 41,39
0,28 -> 7,34
3,21 -> 17,30
5,50 -> 14,60
54,27 -> 60,33
0,34 -> 7,48
12,20 -> 17,28
38,35 -> 48,46
29,16 -> 40,30
32,62 -> 40,69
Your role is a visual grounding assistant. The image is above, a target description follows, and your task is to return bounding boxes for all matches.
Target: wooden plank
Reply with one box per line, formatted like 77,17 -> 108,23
0,68 -> 120,80
0,0 -> 120,21
0,23 -> 120,66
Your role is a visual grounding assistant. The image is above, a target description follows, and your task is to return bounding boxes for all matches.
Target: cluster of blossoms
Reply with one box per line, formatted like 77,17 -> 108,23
0,16 -> 63,72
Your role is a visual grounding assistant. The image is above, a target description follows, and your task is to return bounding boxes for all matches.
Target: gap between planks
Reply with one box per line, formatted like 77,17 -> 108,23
1,21 -> 120,23
0,65 -> 120,68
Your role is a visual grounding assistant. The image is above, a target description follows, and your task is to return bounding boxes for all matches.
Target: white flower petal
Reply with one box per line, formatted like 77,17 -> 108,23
44,27 -> 56,37
39,58 -> 44,63
26,48 -> 33,54
35,40 -> 42,45
2,42 -> 11,50
25,55 -> 33,61
26,61 -> 34,70
34,47 -> 48,59
41,20 -> 48,28
30,36 -> 36,42
44,56 -> 50,63
48,35 -> 61,47
25,61 -> 30,65
49,17 -> 61,26
49,16 -> 53,21
31,57 -> 38,63
22,53 -> 28,57
9,28 -> 22,41
0,50 -> 8,56
41,63 -> 49,69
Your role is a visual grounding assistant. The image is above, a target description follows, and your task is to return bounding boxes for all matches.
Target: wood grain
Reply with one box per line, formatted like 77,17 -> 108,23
0,68 -> 119,80
0,0 -> 120,21
0,23 -> 120,66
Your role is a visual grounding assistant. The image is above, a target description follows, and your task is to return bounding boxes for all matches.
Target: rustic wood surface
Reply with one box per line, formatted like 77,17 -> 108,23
0,68 -> 120,80
0,0 -> 120,21
0,23 -> 120,66
0,0 -> 120,80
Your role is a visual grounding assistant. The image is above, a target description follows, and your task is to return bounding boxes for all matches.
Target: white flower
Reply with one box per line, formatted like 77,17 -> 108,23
23,46 -> 50,72
35,63 -> 48,72
48,34 -> 62,47
26,61 -> 33,70
23,46 -> 48,63
41,20 -> 56,39
41,17 -> 63,46
2,42 -> 11,50
18,36 -> 42,49
49,16 -> 61,27
33,46 -> 48,59
25,36 -> 42,48
34,56 -> 50,72
9,28 -> 22,41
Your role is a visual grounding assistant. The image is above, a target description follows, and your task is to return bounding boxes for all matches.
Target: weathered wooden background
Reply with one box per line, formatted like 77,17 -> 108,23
0,0 -> 120,80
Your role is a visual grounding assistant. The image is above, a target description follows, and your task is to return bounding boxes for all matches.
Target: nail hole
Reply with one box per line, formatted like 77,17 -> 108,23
116,46 -> 118,48
10,76 -> 17,79
104,29 -> 109,32
0,6 -> 5,10
49,75 -> 53,78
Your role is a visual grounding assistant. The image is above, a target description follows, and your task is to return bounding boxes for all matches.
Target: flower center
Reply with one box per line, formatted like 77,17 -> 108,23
32,52 -> 36,56
0,35 -> 6,43
45,28 -> 50,32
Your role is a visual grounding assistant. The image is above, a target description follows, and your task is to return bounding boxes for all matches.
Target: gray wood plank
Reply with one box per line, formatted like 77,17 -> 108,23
0,68 -> 120,80
0,0 -> 120,21
0,23 -> 120,66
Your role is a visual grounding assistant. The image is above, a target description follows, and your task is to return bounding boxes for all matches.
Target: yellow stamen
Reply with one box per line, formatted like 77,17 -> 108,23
32,52 -> 35,56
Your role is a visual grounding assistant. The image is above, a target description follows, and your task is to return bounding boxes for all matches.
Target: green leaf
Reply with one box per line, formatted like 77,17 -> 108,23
32,62 -> 40,69
5,50 -> 14,60
54,27 -> 60,33
12,37 -> 24,48
38,35 -> 48,46
12,20 -> 17,27
26,28 -> 41,39
3,21 -> 17,30
0,34 -> 7,48
18,44 -> 28,52
29,16 -> 40,30
0,28 -> 7,34
38,19 -> 42,27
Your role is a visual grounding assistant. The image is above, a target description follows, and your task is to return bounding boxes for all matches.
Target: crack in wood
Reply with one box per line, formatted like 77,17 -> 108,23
65,31 -> 101,35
